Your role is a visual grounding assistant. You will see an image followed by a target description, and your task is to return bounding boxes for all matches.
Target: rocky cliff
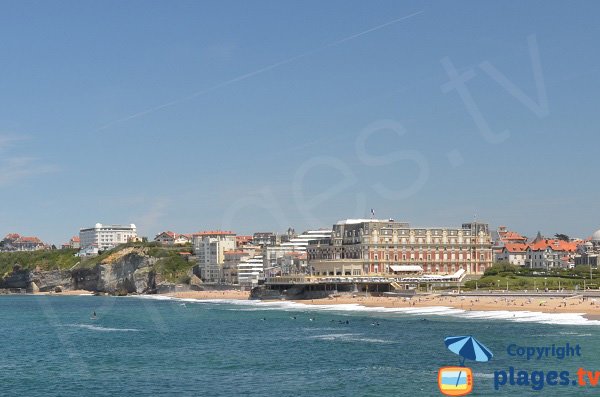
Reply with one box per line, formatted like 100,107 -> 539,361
74,247 -> 161,294
0,265 -> 73,292
1,247 -> 165,294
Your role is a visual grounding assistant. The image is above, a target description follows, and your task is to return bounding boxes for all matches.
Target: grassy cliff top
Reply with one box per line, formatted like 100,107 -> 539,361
0,242 -> 194,283
0,249 -> 79,276
78,242 -> 194,283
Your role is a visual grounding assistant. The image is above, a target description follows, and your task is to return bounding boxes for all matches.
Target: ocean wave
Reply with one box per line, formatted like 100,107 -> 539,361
130,295 -> 600,326
310,333 -> 393,344
251,302 -> 600,326
67,324 -> 141,332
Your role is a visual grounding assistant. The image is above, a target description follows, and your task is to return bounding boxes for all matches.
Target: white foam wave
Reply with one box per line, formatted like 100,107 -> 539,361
130,295 -> 600,326
250,302 -> 600,326
68,324 -> 141,332
310,333 -> 393,344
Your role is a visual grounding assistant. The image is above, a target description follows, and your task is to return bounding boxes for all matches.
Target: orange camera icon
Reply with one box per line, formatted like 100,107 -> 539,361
438,366 -> 473,396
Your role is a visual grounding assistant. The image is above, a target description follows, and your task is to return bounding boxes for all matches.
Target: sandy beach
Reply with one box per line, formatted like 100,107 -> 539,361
167,290 -> 251,300
293,294 -> 600,317
162,289 -> 600,318
37,289 -> 95,296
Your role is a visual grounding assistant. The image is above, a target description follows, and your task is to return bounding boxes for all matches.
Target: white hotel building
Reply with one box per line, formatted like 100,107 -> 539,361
79,223 -> 138,252
192,231 -> 237,282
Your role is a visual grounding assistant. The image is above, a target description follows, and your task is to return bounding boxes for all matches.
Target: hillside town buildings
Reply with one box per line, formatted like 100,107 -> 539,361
5,217 -> 599,284
495,228 -> 579,269
61,236 -> 80,250
0,233 -> 47,252
154,231 -> 192,246
264,229 -> 331,272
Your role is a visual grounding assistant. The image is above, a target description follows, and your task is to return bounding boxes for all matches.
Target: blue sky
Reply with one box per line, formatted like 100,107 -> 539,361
1,0 -> 599,244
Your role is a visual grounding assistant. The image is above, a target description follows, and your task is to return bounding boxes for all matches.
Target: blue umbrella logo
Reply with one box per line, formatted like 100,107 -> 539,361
444,335 -> 493,366
441,335 -> 493,393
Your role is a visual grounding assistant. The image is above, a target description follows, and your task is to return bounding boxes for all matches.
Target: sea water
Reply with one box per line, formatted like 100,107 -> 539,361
1,295 -> 600,396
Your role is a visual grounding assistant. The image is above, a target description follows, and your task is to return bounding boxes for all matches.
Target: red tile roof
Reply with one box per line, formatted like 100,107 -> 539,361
498,230 -> 528,242
503,239 -> 579,254
18,236 -> 42,243
503,243 -> 528,253
156,231 -> 176,238
527,239 -> 578,252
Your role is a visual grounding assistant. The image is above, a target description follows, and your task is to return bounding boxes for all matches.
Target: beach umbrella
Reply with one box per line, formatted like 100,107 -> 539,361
444,336 -> 493,366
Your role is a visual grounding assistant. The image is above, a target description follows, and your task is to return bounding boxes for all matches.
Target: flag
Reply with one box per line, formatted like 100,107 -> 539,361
371,208 -> 375,217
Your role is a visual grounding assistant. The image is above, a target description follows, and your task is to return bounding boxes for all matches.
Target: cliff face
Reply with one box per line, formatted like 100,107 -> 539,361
73,248 -> 160,294
1,248 -> 162,294
96,252 -> 159,294
0,266 -> 72,292
31,269 -> 74,292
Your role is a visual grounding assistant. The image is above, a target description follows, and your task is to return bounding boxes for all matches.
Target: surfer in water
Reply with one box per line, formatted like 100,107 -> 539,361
91,310 -> 97,320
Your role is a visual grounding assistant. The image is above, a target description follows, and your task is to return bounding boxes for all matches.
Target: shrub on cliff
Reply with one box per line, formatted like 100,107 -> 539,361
0,249 -> 78,275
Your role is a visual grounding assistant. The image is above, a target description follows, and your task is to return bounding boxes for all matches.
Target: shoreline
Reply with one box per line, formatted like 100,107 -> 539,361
155,290 -> 600,320
8,290 -> 600,320
289,295 -> 600,317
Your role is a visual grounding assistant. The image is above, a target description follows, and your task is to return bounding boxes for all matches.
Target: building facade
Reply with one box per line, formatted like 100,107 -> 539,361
497,243 -> 528,266
193,231 -> 236,282
264,229 -> 331,273
79,223 -> 137,251
307,219 -> 493,275
523,234 -> 578,269
223,248 -> 258,284
574,229 -> 600,268
252,232 -> 277,247
237,255 -> 265,289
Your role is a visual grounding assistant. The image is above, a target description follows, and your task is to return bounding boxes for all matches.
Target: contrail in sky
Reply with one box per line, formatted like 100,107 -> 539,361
94,10 -> 424,132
